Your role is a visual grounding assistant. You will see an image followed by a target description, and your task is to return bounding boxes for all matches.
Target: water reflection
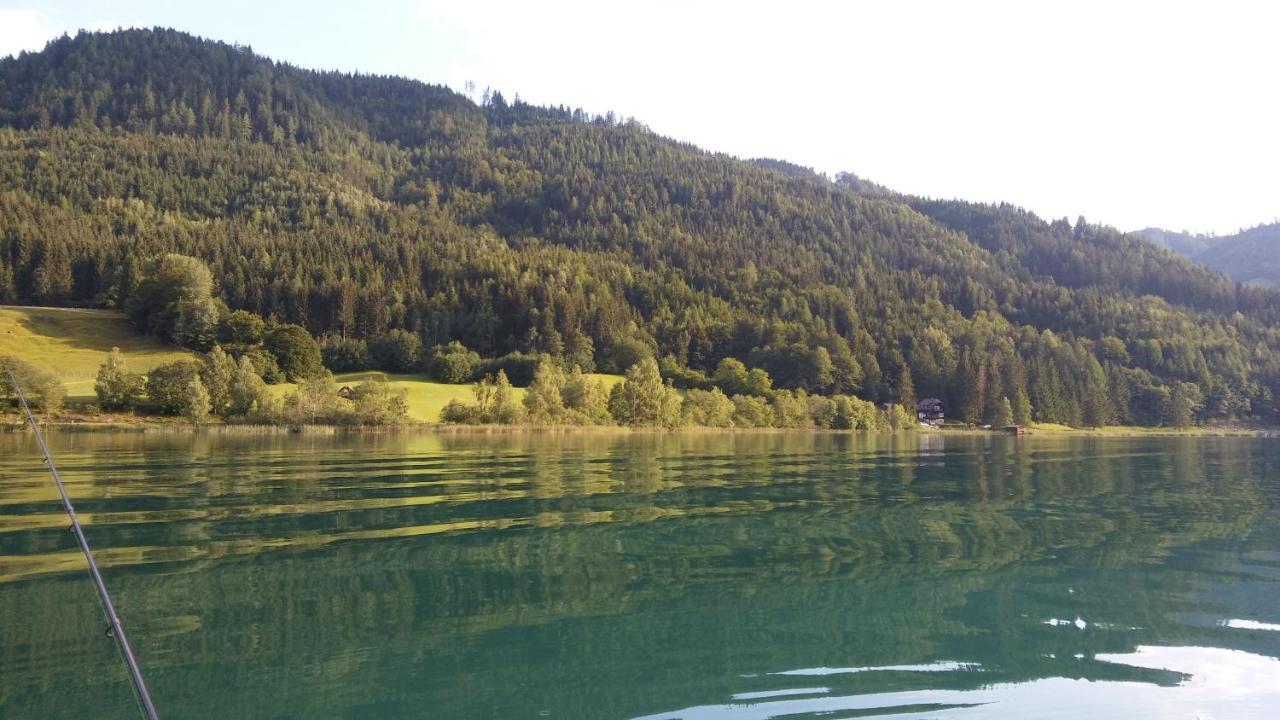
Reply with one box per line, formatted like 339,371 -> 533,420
0,432 -> 1276,719
637,646 -> 1280,719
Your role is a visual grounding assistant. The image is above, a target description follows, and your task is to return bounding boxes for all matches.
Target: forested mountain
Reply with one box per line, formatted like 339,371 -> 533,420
1137,223 -> 1280,288
2,28 -> 1278,425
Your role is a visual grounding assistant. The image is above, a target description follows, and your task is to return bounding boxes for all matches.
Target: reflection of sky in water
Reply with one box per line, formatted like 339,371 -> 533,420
634,646 -> 1280,720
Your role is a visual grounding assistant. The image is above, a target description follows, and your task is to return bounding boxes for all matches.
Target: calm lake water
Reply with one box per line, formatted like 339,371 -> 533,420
1,431 -> 1278,719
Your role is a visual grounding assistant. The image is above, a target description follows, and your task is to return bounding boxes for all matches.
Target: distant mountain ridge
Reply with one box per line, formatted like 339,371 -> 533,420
1137,223 -> 1280,287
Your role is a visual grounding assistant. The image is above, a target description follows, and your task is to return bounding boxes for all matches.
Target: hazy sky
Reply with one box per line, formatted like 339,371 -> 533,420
1,0 -> 1276,235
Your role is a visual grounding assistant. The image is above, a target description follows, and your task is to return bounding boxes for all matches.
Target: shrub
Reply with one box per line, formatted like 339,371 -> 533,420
201,345 -> 236,415
146,360 -> 207,416
243,349 -> 284,384
730,394 -> 774,428
1,355 -> 66,413
477,352 -> 541,387
95,347 -> 145,411
228,356 -> 278,420
367,329 -> 421,373
561,368 -> 611,424
218,309 -> 266,346
264,324 -> 323,381
349,382 -> 409,425
320,336 -> 372,373
523,360 -> 567,424
284,372 -> 354,425
428,341 -> 481,383
681,387 -> 735,427
608,358 -> 683,427
770,390 -> 813,428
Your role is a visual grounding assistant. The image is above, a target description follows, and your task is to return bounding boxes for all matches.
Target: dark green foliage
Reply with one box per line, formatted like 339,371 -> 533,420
427,341 -> 481,383
432,340 -> 486,381
2,29 -> 1279,427
477,352 -> 542,387
366,329 -> 421,373
319,335 -> 372,372
243,349 -> 284,384
218,310 -> 266,346
146,360 -> 206,416
264,324 -> 323,381
124,254 -> 221,350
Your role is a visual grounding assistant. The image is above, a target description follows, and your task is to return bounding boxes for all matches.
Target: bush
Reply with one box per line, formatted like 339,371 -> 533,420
660,356 -> 711,390
228,356 -> 279,420
523,360 -> 567,424
439,398 -> 477,424
807,394 -> 838,428
600,336 -> 653,375
608,358 -> 683,427
770,390 -> 813,428
681,387 -> 735,427
367,329 -> 421,373
731,394 -> 774,428
243,349 -> 284,384
428,341 -> 481,383
218,309 -> 266,346
348,382 -> 409,425
832,395 -> 880,430
146,360 -> 207,416
95,347 -> 145,411
264,324 -> 323,381
561,368 -> 611,424
1,355 -> 66,413
201,345 -> 236,415
283,372 -> 354,425
882,403 -> 918,431
477,352 -> 542,387
320,336 -> 371,373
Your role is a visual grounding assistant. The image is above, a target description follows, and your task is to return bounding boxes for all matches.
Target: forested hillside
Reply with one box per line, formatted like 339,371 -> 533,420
2,29 -> 1278,425
1138,223 -> 1280,288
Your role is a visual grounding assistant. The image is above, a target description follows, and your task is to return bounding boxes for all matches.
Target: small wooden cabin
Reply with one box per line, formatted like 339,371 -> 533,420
917,398 -> 945,424
1004,425 -> 1027,435
337,385 -> 355,399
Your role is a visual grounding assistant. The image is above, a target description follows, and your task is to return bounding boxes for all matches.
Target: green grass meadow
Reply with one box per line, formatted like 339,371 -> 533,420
1,306 -> 196,400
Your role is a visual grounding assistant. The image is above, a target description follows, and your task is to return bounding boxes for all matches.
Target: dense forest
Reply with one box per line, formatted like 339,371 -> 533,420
1,28 -> 1278,426
1138,223 -> 1280,288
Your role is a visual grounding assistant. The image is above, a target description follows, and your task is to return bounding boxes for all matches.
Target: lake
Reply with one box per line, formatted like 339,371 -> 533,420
1,431 -> 1278,719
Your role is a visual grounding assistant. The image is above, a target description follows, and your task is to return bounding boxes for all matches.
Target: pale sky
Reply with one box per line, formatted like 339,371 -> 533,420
1,0 -> 1277,235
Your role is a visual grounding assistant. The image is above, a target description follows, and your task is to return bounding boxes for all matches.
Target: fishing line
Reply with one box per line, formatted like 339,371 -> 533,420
3,364 -> 161,720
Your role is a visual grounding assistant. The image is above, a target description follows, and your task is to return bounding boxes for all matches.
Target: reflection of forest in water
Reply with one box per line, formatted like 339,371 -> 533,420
0,433 -> 1277,719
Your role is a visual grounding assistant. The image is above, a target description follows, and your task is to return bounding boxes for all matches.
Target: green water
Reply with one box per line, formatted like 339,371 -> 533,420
1,432 -> 1278,719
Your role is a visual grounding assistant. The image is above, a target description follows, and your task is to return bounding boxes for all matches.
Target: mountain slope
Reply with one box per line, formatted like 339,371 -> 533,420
1139,224 -> 1280,287
1,28 -> 1278,425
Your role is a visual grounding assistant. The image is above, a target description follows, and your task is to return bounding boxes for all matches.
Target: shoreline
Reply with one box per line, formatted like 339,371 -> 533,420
3,415 -> 1277,437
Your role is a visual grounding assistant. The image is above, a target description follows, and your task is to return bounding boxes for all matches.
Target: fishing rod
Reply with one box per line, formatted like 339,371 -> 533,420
3,364 -> 160,720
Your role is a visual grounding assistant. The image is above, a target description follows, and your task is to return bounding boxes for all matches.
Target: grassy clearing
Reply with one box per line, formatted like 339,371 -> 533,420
269,372 -> 624,423
0,306 -> 195,400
